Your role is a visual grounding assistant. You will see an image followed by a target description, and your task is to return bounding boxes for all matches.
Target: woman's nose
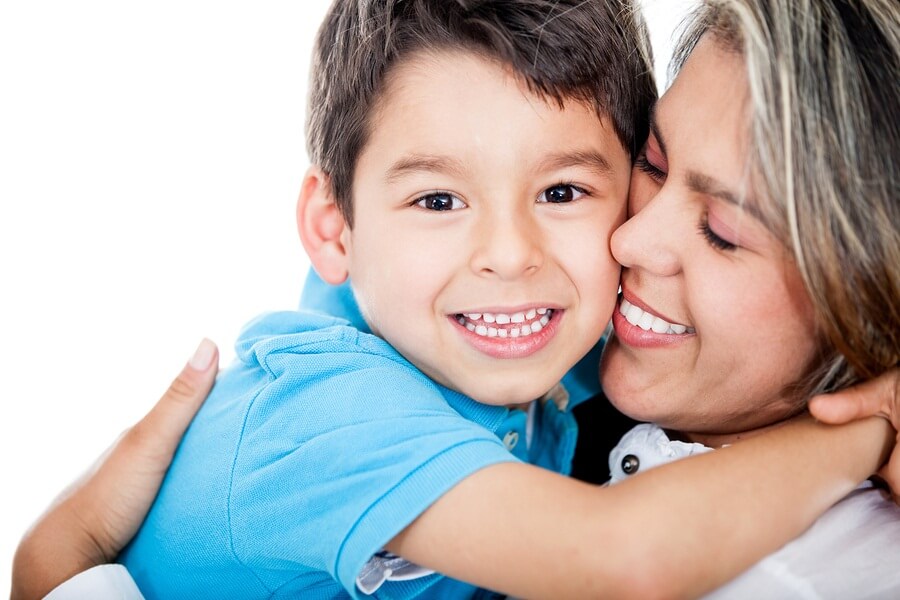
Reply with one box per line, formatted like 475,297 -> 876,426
469,208 -> 544,280
611,185 -> 681,276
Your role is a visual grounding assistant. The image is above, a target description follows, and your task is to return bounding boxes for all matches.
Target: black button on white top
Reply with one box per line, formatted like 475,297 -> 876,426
621,454 -> 640,475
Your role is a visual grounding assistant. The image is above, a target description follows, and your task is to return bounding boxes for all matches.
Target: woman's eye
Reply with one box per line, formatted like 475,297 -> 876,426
538,184 -> 585,203
415,193 -> 466,211
634,152 -> 667,182
699,217 -> 738,251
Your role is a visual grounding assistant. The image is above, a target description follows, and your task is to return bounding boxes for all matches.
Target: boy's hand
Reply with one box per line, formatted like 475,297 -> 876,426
809,369 -> 900,499
11,339 -> 218,600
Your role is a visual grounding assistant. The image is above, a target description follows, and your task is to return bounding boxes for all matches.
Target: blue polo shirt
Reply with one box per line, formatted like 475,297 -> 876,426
120,273 -> 603,599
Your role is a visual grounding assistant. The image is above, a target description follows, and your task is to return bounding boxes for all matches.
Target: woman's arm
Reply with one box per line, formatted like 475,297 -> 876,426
11,339 -> 218,600
389,415 -> 892,599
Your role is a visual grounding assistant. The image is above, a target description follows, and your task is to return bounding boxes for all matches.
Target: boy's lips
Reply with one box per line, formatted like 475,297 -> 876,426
449,307 -> 562,359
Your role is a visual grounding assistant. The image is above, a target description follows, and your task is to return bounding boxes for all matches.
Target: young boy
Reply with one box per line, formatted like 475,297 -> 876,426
119,1 -> 654,597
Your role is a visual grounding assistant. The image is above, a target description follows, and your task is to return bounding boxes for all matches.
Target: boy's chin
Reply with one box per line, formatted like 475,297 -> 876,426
463,380 -> 556,409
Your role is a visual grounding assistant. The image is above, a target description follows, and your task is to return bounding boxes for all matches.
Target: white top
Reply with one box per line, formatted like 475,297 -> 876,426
610,424 -> 900,600
44,564 -> 144,600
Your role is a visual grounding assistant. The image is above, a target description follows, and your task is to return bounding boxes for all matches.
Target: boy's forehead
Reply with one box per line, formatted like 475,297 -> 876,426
377,49 -> 602,115
367,49 -> 621,160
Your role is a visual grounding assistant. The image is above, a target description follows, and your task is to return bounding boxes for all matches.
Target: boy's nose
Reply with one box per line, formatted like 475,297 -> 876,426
470,210 -> 543,280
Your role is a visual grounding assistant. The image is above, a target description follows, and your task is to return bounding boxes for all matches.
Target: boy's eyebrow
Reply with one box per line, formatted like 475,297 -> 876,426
385,154 -> 467,182
536,150 -> 614,177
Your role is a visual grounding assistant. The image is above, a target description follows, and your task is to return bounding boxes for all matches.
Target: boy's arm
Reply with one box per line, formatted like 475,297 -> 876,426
810,368 -> 900,496
11,340 -> 218,600
388,415 -> 892,599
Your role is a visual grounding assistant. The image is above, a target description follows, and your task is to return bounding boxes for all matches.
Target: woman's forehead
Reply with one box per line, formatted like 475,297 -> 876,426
654,38 -> 786,238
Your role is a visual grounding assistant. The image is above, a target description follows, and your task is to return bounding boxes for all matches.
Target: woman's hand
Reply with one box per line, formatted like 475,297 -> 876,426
11,339 -> 219,600
809,369 -> 900,498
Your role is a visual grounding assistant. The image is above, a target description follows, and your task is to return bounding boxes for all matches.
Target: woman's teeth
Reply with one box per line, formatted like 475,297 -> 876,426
619,299 -> 694,334
456,308 -> 552,338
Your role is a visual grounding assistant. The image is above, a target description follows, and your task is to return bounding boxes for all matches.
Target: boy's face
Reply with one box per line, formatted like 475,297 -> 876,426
342,51 -> 629,406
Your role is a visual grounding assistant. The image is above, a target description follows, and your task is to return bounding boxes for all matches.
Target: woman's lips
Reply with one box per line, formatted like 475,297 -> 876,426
612,295 -> 695,348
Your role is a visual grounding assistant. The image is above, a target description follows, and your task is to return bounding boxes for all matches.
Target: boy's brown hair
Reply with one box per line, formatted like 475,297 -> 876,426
307,0 -> 657,226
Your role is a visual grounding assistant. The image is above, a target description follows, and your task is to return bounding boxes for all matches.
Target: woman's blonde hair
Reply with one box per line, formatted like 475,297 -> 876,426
673,0 -> 898,397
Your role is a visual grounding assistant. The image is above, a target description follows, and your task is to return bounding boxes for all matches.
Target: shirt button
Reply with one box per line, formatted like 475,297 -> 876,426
502,431 -> 519,450
621,454 -> 640,475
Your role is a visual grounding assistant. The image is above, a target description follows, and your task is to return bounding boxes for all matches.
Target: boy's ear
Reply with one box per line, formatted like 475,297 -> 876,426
296,166 -> 350,285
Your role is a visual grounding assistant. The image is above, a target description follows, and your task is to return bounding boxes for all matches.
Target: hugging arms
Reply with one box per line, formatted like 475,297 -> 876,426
12,348 -> 899,598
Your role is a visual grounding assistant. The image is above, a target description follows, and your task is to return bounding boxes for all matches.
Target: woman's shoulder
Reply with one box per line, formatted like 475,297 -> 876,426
707,483 -> 900,599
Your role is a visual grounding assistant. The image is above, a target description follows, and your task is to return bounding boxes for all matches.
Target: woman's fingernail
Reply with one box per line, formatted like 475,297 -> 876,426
189,338 -> 216,370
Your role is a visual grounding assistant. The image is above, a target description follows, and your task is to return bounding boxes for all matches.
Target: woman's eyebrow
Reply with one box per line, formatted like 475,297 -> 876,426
685,171 -> 776,232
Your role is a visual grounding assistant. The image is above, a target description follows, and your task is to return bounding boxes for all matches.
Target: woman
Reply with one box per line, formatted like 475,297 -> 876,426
14,0 -> 899,597
598,0 -> 900,595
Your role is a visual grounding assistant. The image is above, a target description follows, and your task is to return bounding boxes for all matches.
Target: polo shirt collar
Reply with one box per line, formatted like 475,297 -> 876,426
299,271 -> 604,410
438,386 -> 510,434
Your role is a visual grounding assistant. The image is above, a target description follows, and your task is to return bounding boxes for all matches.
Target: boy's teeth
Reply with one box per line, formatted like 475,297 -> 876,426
619,299 -> 695,334
459,308 -> 553,338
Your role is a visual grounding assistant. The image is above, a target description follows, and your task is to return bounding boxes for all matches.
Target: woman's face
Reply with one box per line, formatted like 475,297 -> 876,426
599,38 -> 819,444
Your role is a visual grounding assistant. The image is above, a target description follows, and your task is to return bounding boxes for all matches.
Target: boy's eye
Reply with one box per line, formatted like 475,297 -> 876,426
538,184 -> 585,203
415,192 -> 466,211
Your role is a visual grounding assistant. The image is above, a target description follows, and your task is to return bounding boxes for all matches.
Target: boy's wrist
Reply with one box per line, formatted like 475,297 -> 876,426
817,415 -> 893,478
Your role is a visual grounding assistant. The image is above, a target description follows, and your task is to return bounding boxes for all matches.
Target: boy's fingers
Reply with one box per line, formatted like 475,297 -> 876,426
808,371 -> 897,425
130,339 -> 218,451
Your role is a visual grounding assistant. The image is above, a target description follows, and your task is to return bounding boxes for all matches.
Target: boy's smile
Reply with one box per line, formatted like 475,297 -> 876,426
337,50 -> 630,406
452,306 -> 559,358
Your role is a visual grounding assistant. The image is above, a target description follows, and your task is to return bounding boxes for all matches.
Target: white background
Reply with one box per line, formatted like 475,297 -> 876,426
0,0 -> 696,590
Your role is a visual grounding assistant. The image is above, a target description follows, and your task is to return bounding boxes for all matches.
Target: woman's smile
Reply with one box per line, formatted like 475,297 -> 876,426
612,292 -> 695,348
